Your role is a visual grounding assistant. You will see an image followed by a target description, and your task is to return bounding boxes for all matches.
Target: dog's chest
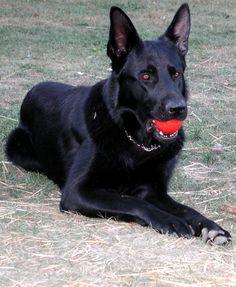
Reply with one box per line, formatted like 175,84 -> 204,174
91,150 -> 167,189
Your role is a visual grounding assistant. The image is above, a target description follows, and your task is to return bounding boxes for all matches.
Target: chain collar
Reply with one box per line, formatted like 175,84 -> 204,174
125,130 -> 161,152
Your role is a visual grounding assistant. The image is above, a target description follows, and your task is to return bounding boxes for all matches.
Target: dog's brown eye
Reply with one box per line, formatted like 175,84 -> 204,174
141,73 -> 151,81
173,71 -> 181,79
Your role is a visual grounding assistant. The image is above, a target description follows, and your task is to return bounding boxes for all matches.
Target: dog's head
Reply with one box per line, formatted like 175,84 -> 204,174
106,4 -> 191,151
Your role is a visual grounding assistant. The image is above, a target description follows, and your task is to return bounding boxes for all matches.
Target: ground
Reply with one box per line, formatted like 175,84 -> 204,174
0,1 -> 235,286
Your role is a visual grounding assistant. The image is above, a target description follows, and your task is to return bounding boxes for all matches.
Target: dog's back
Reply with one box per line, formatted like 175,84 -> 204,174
6,81 -> 91,186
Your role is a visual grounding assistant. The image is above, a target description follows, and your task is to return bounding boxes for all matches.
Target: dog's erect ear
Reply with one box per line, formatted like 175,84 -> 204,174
164,3 -> 191,56
107,7 -> 141,69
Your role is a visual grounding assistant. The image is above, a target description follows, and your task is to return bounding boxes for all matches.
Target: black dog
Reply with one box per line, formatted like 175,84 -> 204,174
6,4 -> 231,244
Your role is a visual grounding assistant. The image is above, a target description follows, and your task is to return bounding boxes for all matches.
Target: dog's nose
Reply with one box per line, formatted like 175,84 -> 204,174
165,101 -> 187,117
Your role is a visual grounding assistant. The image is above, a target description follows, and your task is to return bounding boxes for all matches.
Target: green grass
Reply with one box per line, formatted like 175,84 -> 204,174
0,1 -> 235,286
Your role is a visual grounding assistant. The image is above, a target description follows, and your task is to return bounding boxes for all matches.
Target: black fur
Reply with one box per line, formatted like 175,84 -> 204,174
6,4 -> 231,243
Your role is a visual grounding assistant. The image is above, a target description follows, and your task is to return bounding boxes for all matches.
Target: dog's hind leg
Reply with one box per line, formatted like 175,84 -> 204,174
5,127 -> 42,172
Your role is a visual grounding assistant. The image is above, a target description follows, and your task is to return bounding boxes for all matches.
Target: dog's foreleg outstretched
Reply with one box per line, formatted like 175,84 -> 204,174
144,192 -> 232,244
59,143 -> 193,238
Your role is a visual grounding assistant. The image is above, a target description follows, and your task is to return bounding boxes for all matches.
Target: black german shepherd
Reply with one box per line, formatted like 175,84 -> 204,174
6,4 -> 231,244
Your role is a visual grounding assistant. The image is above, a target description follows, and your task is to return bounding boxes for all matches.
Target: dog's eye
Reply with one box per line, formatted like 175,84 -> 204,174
173,71 -> 181,79
140,73 -> 151,81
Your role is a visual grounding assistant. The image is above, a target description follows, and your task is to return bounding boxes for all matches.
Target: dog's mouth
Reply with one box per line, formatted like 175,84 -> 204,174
153,129 -> 179,141
146,119 -> 179,143
152,127 -> 179,143
125,119 -> 180,152
121,108 -> 181,152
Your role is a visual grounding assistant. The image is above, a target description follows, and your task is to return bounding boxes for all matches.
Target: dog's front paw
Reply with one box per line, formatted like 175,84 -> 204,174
184,214 -> 232,245
154,215 -> 194,239
201,227 -> 232,245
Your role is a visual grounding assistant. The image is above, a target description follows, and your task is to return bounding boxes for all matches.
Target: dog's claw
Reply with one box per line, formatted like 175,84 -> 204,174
201,227 -> 232,245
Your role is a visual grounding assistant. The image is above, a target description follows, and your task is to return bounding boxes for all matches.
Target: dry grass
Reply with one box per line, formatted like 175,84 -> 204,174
0,168 -> 235,287
0,0 -> 235,286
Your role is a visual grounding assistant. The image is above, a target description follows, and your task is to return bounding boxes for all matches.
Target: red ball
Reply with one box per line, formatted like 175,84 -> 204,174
153,119 -> 182,134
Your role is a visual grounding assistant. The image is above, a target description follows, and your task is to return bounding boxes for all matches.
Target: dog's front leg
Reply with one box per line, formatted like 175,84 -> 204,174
59,145 -> 193,237
60,184 -> 195,238
144,193 -> 232,244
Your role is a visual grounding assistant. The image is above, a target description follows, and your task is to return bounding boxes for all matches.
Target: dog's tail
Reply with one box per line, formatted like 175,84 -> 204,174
5,127 -> 42,172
